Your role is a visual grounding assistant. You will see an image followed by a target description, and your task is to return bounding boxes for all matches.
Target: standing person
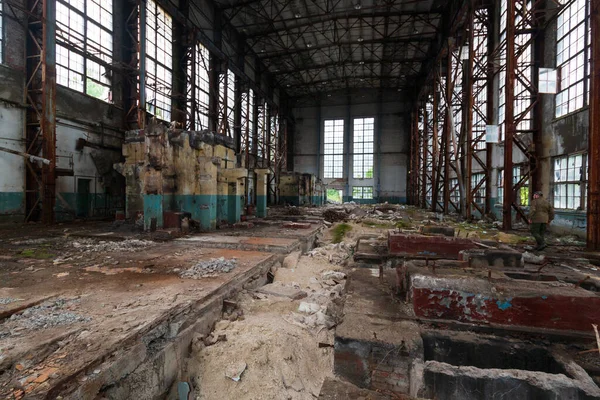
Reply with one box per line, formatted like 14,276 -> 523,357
528,191 -> 555,251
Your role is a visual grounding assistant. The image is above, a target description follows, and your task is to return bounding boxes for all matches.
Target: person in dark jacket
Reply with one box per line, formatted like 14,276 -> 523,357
528,191 -> 555,251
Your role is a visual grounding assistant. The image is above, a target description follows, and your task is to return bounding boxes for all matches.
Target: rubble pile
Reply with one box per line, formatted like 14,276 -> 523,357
180,257 -> 238,279
309,242 -> 354,265
70,239 -> 153,253
322,209 -> 347,223
285,206 -> 302,216
2,298 -> 90,335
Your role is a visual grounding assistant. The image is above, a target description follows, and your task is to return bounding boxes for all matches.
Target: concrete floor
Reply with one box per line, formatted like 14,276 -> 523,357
2,205 -> 600,399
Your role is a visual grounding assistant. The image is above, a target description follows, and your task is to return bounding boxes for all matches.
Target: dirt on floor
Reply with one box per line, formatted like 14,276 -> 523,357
186,254 -> 349,400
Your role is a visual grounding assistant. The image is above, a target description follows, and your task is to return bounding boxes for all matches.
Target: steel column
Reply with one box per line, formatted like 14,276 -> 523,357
40,0 -> 56,224
431,77 -> 440,212
502,0 -> 541,229
24,0 -> 57,224
588,0 -> 600,249
421,106 -> 428,208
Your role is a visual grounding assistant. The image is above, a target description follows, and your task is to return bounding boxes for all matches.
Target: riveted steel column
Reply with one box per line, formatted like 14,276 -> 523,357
588,0 -> 600,249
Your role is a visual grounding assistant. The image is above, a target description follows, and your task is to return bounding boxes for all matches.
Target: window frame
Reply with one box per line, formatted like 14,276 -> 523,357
555,0 -> 590,118
145,0 -> 173,121
352,186 -> 373,200
471,173 -> 486,205
352,117 -> 375,179
187,42 -> 210,130
553,153 -> 587,210
55,0 -> 114,102
323,119 -> 344,179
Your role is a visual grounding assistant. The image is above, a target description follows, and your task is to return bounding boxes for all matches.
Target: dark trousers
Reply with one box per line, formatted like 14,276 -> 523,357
530,223 -> 547,247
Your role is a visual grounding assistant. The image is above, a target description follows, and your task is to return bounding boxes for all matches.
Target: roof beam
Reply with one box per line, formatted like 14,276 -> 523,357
272,58 -> 427,75
259,35 -> 433,60
241,10 -> 442,37
285,74 -> 408,88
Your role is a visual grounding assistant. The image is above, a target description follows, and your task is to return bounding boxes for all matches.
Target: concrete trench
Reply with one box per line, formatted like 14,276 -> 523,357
333,260 -> 600,400
54,229 -> 323,399
57,257 -> 276,399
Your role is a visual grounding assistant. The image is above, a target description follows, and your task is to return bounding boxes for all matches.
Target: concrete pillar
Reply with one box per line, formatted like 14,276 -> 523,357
197,157 -> 217,230
219,168 -> 247,223
228,180 -> 242,224
255,169 -> 269,217
217,181 -> 229,225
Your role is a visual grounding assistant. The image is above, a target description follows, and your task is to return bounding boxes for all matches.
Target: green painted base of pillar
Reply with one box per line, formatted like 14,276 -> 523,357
256,195 -> 268,218
217,195 -> 229,224
174,194 -> 217,231
228,195 -> 242,224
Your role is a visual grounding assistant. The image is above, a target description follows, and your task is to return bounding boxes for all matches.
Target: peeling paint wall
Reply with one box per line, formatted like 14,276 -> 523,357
0,103 -> 25,218
117,126 -> 245,230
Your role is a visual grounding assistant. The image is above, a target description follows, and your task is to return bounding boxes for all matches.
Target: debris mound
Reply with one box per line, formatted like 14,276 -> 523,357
286,206 -> 302,216
4,298 -> 90,334
180,257 -> 238,279
71,238 -> 153,253
322,209 -> 347,223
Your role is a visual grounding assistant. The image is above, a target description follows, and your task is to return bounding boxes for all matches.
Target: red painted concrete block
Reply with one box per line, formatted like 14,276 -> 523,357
388,232 -> 478,259
282,222 -> 312,229
411,274 -> 600,332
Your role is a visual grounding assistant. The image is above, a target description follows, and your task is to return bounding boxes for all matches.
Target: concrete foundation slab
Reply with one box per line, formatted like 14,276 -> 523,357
388,231 -> 479,259
334,269 -> 422,395
411,273 -> 600,332
176,234 -> 301,253
459,249 -> 524,268
0,235 -> 276,399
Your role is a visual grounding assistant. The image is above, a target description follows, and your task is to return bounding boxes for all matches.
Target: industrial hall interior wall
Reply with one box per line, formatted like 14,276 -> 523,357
0,0 -> 289,227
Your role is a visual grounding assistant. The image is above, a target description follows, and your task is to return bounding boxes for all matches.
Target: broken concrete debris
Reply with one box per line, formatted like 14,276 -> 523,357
2,298 -> 90,336
224,361 -> 247,382
179,257 -> 238,279
71,238 -> 153,253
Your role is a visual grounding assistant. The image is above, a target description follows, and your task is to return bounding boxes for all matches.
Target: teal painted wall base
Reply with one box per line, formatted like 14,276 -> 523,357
217,194 -> 228,224
55,193 -> 116,222
256,195 -> 267,218
0,192 -> 24,215
174,194 -> 217,231
143,194 -> 164,229
342,196 -> 406,205
228,194 -> 241,224
280,196 -> 300,206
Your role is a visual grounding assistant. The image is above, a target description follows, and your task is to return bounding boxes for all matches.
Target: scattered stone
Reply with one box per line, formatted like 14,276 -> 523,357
179,257 -> 238,279
0,298 -> 20,305
523,251 -> 546,265
225,361 -> 247,382
256,283 -> 307,300
6,298 -> 90,331
298,302 -> 321,314
321,271 -> 346,281
215,320 -> 231,331
70,238 -> 152,253
282,251 -> 302,269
